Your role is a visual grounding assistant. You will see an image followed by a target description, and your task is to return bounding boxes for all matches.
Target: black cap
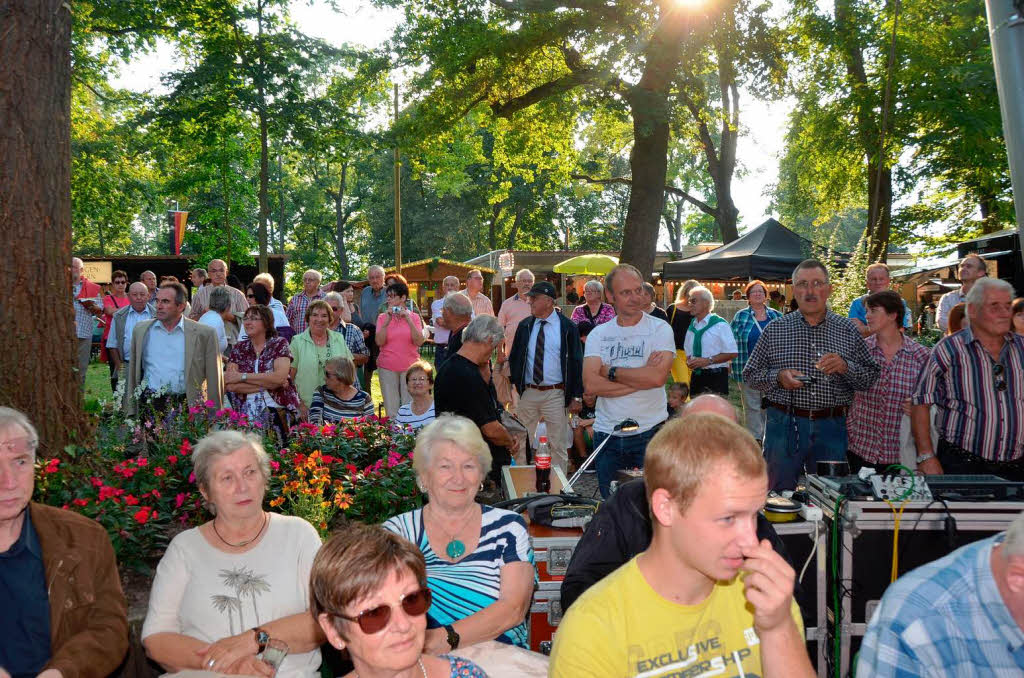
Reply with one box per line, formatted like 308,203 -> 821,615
526,281 -> 557,299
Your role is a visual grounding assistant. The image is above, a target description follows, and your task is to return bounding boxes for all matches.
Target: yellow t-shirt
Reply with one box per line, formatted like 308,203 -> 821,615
549,556 -> 804,678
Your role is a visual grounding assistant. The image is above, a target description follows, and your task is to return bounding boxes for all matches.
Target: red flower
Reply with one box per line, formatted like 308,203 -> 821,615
151,489 -> 161,498
153,467 -> 166,477
135,458 -> 149,467
134,507 -> 152,525
72,498 -> 89,507
90,476 -> 103,487
167,455 -> 178,465
44,458 -> 60,474
269,461 -> 280,472
124,495 -> 140,506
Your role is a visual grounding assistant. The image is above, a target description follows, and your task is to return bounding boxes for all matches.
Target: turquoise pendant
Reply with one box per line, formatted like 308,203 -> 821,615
445,539 -> 466,559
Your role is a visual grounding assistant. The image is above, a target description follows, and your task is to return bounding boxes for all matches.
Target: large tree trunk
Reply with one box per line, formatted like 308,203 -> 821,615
334,162 -> 350,279
0,0 -> 84,457
255,0 -> 270,273
866,162 -> 893,262
621,89 -> 671,279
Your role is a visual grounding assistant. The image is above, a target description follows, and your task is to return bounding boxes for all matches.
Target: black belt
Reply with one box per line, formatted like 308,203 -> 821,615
526,383 -> 564,391
768,401 -> 848,420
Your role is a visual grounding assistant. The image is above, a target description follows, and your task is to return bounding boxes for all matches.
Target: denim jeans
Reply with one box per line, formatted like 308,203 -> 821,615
763,406 -> 848,491
594,426 -> 662,498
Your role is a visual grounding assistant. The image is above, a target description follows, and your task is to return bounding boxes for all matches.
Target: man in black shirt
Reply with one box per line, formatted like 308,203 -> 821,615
434,315 -> 519,484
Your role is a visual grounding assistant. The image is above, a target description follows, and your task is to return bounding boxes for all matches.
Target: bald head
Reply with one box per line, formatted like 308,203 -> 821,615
128,282 -> 150,311
680,394 -> 739,423
207,259 -> 228,286
71,258 -> 83,283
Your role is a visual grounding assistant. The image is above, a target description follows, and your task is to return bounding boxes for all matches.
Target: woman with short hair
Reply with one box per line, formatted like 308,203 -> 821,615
394,360 -> 435,432
1013,298 -> 1024,336
570,279 -> 615,330
142,430 -> 323,677
730,279 -> 782,439
311,523 -> 487,678
290,300 -> 353,413
101,269 -> 130,392
383,415 -> 535,653
375,282 -> 426,417
308,356 -> 374,423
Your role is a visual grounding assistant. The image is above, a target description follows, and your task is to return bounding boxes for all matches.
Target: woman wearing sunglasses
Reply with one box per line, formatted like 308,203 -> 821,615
383,416 -> 535,655
312,523 -> 487,678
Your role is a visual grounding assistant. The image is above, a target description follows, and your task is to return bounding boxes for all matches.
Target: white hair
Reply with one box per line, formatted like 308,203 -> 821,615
515,269 -> 535,282
442,291 -> 473,318
303,269 -> 323,282
1003,511 -> 1024,558
324,291 -> 344,306
0,407 -> 39,461
253,272 -> 276,292
463,314 -> 504,345
412,415 -> 492,491
966,276 -> 1013,313
689,285 -> 715,311
191,430 -> 270,494
368,265 -> 385,276
584,279 -> 603,294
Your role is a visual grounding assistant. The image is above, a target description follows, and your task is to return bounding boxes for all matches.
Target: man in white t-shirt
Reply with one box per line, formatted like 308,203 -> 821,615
431,275 -> 461,366
583,264 -> 675,497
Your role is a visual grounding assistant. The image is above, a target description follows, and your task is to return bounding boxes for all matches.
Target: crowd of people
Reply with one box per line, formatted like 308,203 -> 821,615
21,251 -> 1024,676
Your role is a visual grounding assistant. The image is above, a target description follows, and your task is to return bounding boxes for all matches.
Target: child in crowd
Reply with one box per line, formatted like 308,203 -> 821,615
667,382 -> 689,418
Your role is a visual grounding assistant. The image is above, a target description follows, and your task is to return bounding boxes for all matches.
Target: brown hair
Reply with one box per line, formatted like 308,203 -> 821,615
405,360 -> 435,386
1013,298 -> 1024,316
310,522 -> 427,638
865,290 -> 904,322
744,279 -> 768,297
247,282 -> 272,306
243,304 -> 277,339
305,299 -> 334,325
865,263 -> 891,278
112,270 -> 128,283
644,413 -> 765,514
948,303 -> 967,335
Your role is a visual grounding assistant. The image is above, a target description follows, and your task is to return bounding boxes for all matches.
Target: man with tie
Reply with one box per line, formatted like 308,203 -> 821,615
509,281 -> 584,472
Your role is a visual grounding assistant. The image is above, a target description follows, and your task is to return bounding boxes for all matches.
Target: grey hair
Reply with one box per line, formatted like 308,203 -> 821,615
208,285 -> 232,313
675,279 -> 700,303
191,430 -> 270,495
412,415 -> 492,491
689,285 -> 715,311
966,276 -> 1013,312
303,269 -> 323,282
584,279 -> 604,295
1004,511 -> 1024,558
792,259 -> 830,284
368,265 -> 385,276
463,314 -> 504,345
515,269 -> 535,282
253,272 -> 276,292
0,407 -> 39,460
324,291 -> 344,307
442,291 -> 473,318
442,275 -> 460,287
325,355 -> 357,386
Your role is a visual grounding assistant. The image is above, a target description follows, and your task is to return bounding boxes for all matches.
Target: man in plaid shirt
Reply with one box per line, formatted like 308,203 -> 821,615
857,512 -> 1024,676
286,269 -> 326,333
743,259 -> 878,490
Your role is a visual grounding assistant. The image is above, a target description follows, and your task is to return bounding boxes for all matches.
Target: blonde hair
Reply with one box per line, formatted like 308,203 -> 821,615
644,413 -> 765,513
675,279 -> 700,303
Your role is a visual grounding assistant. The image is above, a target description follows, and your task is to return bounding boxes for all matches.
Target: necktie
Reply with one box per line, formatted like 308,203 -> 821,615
533,320 -> 546,385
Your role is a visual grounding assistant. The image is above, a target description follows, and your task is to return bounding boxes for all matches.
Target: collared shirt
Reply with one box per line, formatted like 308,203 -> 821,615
72,281 -> 100,340
430,297 -> 450,344
497,294 -> 532,356
286,290 -> 326,333
335,321 -> 369,388
0,512 -> 52,676
197,310 -> 228,354
743,310 -> 880,410
911,327 -> 1024,460
848,295 -> 913,329
106,305 -> 154,363
730,305 -> 783,377
524,311 -> 562,386
143,316 -> 186,393
465,291 -> 494,317
848,334 -> 930,463
188,283 -> 248,320
359,285 -> 387,326
937,288 -> 967,332
857,534 -> 1024,677
683,313 -> 738,370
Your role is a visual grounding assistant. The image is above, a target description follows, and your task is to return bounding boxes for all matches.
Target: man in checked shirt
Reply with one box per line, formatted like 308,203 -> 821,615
743,259 -> 879,490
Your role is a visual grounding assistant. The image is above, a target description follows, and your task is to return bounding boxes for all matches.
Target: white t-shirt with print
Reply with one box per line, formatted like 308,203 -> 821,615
584,313 -> 675,434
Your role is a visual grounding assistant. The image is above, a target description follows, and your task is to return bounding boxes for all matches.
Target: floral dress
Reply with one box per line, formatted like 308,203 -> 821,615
227,337 -> 302,422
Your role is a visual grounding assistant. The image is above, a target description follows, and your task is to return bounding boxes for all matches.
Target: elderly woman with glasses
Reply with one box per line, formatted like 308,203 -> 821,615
100,269 -> 130,391
290,300 -> 353,417
394,360 -> 435,432
376,281 -> 426,417
308,356 -> 374,424
730,279 -> 783,439
384,416 -> 535,654
142,430 -> 324,677
225,305 -> 302,440
311,523 -> 487,678
570,279 -> 615,332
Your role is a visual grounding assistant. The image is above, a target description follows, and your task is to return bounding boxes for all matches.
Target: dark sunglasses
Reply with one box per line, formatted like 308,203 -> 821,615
334,587 -> 431,634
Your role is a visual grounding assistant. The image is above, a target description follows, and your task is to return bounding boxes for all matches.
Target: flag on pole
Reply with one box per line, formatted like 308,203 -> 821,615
167,211 -> 188,255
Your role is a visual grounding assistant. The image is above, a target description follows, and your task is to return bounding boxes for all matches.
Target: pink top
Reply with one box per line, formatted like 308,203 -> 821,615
376,311 -> 424,372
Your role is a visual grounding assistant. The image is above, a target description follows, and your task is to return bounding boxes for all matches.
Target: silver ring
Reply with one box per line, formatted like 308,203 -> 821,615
207,658 -> 216,669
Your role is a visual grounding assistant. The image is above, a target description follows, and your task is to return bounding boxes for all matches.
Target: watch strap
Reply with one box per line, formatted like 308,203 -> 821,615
916,452 -> 936,464
444,623 -> 460,650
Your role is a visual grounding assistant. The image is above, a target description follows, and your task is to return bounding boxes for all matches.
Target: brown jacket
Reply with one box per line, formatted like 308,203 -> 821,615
30,503 -> 129,678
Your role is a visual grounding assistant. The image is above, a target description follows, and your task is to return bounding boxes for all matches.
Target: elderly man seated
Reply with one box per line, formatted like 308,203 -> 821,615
0,407 -> 129,678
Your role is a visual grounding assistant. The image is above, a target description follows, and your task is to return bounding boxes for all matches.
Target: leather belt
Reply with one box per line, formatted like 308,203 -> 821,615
768,401 -> 847,420
526,383 -> 564,391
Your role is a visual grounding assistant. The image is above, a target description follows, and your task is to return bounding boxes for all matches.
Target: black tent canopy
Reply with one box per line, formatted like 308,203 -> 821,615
663,219 -> 816,281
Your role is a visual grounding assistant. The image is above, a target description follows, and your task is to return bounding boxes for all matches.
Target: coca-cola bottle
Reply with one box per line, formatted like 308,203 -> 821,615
535,435 -> 552,493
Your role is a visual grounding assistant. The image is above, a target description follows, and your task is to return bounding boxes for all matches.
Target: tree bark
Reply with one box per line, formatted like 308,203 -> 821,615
255,0 -> 270,274
0,0 -> 85,456
866,163 -> 892,262
334,161 -> 350,279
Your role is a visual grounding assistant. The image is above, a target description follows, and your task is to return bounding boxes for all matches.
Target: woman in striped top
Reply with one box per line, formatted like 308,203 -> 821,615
384,415 -> 535,652
308,356 -> 374,424
394,360 -> 436,432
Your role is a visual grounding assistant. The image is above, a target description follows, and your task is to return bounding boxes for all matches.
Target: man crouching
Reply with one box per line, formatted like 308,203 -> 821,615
549,412 -> 813,677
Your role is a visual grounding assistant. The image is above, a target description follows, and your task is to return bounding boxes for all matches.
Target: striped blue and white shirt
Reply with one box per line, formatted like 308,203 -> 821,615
383,505 -> 535,647
394,401 -> 435,432
857,534 -> 1024,677
911,327 -> 1024,461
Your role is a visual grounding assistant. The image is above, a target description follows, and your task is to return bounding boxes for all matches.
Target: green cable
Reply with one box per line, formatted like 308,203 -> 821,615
884,464 -> 917,502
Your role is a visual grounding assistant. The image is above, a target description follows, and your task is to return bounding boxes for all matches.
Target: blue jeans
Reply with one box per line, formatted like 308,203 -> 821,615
594,427 -> 661,499
763,406 -> 848,491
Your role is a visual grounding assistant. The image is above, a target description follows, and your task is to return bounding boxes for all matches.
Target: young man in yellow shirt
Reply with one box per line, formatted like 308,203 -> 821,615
550,413 -> 814,678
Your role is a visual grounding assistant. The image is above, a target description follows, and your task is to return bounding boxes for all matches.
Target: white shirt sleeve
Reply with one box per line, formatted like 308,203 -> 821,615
141,537 -> 190,640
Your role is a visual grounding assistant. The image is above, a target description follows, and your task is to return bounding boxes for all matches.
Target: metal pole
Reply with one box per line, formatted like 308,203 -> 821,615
985,0 -> 1024,258
394,84 -> 402,274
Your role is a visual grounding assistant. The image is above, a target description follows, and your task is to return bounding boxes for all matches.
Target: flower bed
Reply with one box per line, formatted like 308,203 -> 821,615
34,403 -> 421,571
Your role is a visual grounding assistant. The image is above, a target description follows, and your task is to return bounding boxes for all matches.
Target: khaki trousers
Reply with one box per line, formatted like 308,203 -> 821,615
516,387 -> 570,474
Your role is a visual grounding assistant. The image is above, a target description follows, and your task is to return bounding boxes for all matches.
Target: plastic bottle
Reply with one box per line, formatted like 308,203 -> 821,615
535,435 -> 552,493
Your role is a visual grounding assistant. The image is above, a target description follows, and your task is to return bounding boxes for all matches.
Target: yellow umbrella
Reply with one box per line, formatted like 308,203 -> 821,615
552,254 -> 620,275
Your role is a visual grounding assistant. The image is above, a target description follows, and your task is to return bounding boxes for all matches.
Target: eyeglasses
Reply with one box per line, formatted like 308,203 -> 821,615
408,377 -> 430,384
113,280 -> 127,285
334,587 -> 432,635
994,363 -> 1007,392
794,280 -> 828,290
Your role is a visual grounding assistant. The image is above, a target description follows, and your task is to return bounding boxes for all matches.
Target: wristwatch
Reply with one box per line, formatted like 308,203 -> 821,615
444,624 -> 460,650
607,366 -> 618,382
241,373 -> 248,383
916,452 -> 936,464
253,627 -> 270,653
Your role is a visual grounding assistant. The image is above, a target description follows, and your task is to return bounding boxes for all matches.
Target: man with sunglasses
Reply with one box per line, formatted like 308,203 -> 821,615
743,259 -> 878,491
912,277 -> 1024,479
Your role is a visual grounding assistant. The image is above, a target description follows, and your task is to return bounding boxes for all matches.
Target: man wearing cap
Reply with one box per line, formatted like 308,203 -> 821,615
509,281 -> 584,472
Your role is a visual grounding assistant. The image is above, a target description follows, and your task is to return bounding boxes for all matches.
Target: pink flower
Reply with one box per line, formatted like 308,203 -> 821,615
135,457 -> 149,467
188,471 -> 196,483
269,461 -> 280,472
205,399 -> 216,407
167,455 -> 178,465
175,493 -> 186,509
153,467 -> 165,477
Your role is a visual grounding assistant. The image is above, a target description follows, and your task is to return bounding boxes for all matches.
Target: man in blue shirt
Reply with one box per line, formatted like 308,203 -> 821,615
858,512 -> 1024,676
849,263 -> 912,336
358,265 -> 388,389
